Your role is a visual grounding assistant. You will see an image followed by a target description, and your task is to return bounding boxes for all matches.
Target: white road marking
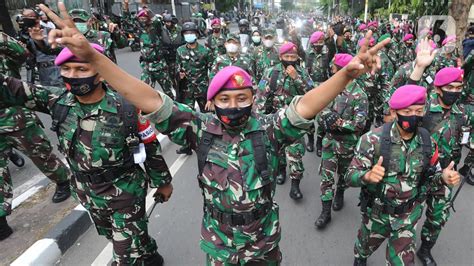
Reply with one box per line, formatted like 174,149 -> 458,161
91,154 -> 189,266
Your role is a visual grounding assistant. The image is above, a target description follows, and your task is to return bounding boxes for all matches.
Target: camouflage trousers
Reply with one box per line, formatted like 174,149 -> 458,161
420,185 -> 453,243
206,246 -> 281,266
140,60 -> 175,99
354,204 -> 423,265
178,82 -> 208,112
319,139 -> 352,201
279,140 -> 305,180
0,125 -> 71,217
72,169 -> 158,265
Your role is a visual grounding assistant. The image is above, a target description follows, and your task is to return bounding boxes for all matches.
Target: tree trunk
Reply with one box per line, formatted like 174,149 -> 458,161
449,0 -> 473,49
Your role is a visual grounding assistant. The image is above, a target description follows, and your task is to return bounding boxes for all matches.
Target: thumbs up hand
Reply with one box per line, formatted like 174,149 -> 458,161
442,161 -> 461,186
363,156 -> 385,184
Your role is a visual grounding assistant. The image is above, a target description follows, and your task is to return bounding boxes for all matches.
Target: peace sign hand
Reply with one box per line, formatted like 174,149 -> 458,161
344,30 -> 390,79
39,2 -> 98,62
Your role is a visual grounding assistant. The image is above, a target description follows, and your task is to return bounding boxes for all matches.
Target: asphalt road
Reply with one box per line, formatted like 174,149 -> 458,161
54,48 -> 474,265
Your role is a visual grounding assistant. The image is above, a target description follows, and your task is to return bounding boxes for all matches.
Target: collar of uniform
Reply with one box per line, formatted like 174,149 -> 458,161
389,121 -> 423,147
429,92 -> 462,114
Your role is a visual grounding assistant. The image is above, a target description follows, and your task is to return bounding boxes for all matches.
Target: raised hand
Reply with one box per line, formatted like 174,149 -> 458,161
28,27 -> 44,41
39,2 -> 97,61
344,30 -> 390,79
363,156 -> 385,184
415,38 -> 437,69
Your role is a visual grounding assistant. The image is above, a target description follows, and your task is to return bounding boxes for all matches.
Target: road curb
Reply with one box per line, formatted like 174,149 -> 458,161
11,134 -> 171,265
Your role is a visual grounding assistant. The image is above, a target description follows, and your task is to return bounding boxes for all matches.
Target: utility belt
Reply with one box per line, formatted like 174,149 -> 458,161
73,162 -> 136,184
37,61 -> 55,68
204,202 -> 272,226
360,192 -> 420,216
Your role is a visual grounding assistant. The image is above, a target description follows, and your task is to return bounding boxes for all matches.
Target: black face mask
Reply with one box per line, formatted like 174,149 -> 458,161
215,104 -> 252,128
22,18 -> 37,29
281,60 -> 297,68
62,74 -> 100,96
439,90 -> 461,106
396,114 -> 423,133
213,28 -> 220,34
312,44 -> 323,53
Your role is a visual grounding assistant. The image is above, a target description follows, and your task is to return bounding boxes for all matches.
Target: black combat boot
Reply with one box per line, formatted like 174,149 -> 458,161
306,134 -> 314,152
176,146 -> 192,155
144,252 -> 164,266
353,257 -> 367,266
315,200 -> 332,229
332,189 -> 345,211
52,181 -> 71,203
417,240 -> 437,266
316,136 -> 323,157
0,216 -> 13,241
276,166 -> 286,185
9,150 -> 25,167
289,179 -> 303,200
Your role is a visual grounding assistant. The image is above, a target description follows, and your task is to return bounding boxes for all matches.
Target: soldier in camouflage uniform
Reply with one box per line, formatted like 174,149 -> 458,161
374,34 -> 396,127
123,3 -> 175,99
69,9 -> 127,63
254,42 -> 314,200
247,29 -> 262,55
210,33 -> 254,81
175,22 -> 211,155
36,8 -> 388,262
461,28 -> 474,186
206,18 -> 227,63
315,53 -> 368,229
343,29 -> 356,55
306,31 -> 330,154
0,32 -> 72,240
435,35 -> 459,70
0,40 -> 172,264
161,13 -> 184,91
345,84 -> 460,266
251,28 -> 280,83
412,67 -> 473,266
398,34 -> 416,67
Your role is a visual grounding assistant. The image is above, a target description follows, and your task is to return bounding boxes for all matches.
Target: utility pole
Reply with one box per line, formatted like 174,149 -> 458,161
363,0 -> 368,22
171,0 -> 176,15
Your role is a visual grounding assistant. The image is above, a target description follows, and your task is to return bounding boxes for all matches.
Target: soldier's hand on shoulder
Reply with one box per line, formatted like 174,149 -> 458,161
442,161 -> 461,186
363,156 -> 385,183
154,183 -> 173,203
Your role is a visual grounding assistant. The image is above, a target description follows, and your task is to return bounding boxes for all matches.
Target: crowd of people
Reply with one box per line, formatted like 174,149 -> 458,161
0,1 -> 473,265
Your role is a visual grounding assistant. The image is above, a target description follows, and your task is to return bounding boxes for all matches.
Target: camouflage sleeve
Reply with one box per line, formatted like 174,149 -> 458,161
111,29 -> 128,49
389,67 -> 408,94
254,69 -> 272,114
101,32 -> 115,60
295,68 -> 314,93
0,75 -> 61,113
142,91 -> 200,149
0,35 -> 29,65
338,88 -> 368,133
209,57 -> 220,80
345,132 -> 375,187
270,96 -> 314,148
427,137 -> 444,187
144,139 -> 172,187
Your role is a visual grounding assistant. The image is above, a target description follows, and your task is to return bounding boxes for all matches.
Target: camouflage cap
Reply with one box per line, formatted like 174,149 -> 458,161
69,9 -> 90,22
262,28 -> 276,37
226,33 -> 240,42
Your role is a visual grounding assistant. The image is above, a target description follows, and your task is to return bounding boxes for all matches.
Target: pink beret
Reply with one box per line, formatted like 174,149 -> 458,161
137,10 -> 149,18
207,66 -> 253,100
211,18 -> 221,26
434,67 -> 464,87
358,24 -> 367,31
389,85 -> 427,110
358,37 -> 375,47
55,43 -> 104,66
309,31 -> 324,44
402,34 -> 414,42
279,42 -> 297,55
442,35 -> 456,46
415,40 -> 437,53
368,21 -> 378,28
419,28 -> 433,37
334,53 -> 353,68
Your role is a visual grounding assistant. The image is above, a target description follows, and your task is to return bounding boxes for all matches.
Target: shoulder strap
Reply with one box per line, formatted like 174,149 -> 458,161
50,90 -> 71,133
306,53 -> 315,73
417,127 -> 432,170
380,122 -> 393,172
197,131 -> 216,176
269,69 -> 280,93
117,94 -> 139,164
246,131 -> 269,179
207,35 -> 212,47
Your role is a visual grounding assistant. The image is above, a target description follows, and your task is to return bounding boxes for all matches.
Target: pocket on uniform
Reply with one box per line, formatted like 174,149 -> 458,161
198,139 -> 230,191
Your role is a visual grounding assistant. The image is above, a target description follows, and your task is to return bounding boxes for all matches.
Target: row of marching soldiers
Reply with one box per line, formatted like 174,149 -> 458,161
0,2 -> 472,266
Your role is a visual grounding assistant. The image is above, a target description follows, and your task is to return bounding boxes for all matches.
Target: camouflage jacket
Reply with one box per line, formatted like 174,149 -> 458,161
84,29 -> 120,62
423,92 -> 472,168
434,52 -> 458,70
251,45 -> 280,82
206,33 -> 227,62
254,63 -> 314,114
390,61 -> 437,96
210,53 -> 254,80
376,49 -> 396,114
305,49 -> 329,84
0,33 -> 41,134
462,50 -> 474,104
144,92 -> 313,262
176,43 -> 211,88
397,42 -> 415,67
345,122 -> 444,228
0,75 -> 171,188
134,17 -> 165,62
317,80 -> 369,147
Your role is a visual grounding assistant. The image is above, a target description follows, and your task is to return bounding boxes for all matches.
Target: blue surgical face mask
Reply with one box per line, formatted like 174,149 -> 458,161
184,34 -> 197,43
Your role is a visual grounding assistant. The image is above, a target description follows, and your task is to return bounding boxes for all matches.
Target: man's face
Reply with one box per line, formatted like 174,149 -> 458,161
60,62 -> 99,79
138,16 -> 150,25
213,88 -> 253,109
21,10 -> 39,27
344,32 -> 351,40
165,21 -> 173,28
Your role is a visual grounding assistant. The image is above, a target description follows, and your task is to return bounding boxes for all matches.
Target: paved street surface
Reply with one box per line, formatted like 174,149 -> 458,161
58,49 -> 473,265
5,46 -> 473,265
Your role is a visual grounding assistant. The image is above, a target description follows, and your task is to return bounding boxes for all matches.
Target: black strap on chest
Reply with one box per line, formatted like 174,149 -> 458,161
265,69 -> 280,113
306,53 -> 315,73
197,130 -> 269,179
50,90 -> 72,134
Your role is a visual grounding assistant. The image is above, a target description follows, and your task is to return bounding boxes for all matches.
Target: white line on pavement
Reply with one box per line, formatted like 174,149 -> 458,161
12,185 -> 43,209
91,153 -> 189,266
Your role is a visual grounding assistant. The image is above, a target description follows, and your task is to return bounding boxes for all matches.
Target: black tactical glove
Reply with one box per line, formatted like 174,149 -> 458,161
320,112 -> 340,132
